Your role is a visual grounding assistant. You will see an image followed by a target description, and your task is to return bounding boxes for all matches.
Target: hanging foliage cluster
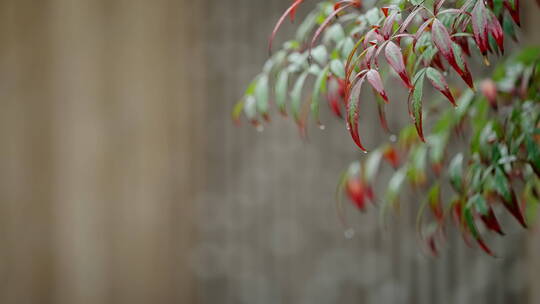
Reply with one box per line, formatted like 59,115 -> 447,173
234,0 -> 539,255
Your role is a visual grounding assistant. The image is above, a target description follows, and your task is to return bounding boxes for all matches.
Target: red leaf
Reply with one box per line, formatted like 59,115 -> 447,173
488,13 -> 504,54
366,69 -> 389,103
453,36 -> 471,57
384,41 -> 413,89
363,27 -> 384,49
431,18 -> 459,70
501,191 -> 528,228
472,0 -> 490,56
269,0 -> 305,54
346,174 -> 366,203
480,208 -> 505,236
432,19 -> 475,89
383,146 -> 400,168
504,0 -> 520,26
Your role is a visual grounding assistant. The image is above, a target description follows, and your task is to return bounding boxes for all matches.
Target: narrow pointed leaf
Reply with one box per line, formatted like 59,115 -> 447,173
366,69 -> 389,103
432,18 -> 459,71
291,72 -> 309,122
275,70 -> 289,115
464,207 -> 496,256
399,6 -> 422,33
448,153 -> 464,193
255,75 -> 270,116
488,12 -> 504,53
426,67 -> 456,106
410,71 -> 425,141
311,66 -> 329,123
347,76 -> 367,151
472,0 -> 490,56
382,10 -> 399,39
385,41 -> 413,89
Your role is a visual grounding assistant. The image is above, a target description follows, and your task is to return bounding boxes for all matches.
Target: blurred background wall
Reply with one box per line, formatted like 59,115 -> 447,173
0,0 -> 537,304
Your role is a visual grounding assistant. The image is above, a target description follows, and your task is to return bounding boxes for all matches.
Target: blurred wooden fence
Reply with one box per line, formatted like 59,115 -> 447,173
0,0 -> 538,304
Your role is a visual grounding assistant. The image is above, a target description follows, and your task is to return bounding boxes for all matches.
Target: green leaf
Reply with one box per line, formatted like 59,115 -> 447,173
311,45 -> 328,66
365,148 -> 383,182
410,70 -> 426,141
330,59 -> 345,79
275,70 -> 289,114
448,153 -> 464,193
255,75 -> 269,115
311,66 -> 329,123
243,95 -> 257,121
467,194 -> 488,215
291,72 -> 309,121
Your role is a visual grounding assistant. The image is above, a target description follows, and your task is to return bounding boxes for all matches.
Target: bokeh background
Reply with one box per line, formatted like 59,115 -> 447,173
0,0 -> 539,303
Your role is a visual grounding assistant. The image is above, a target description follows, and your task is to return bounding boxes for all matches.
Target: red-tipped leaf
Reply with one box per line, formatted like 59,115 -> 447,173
384,41 -> 413,89
346,76 -> 367,151
426,67 -> 456,106
366,69 -> 389,103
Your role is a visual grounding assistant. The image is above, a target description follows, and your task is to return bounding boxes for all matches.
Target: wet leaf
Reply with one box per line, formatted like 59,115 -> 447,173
311,66 -> 329,123
291,72 -> 309,122
347,75 -> 367,151
426,67 -> 456,106
366,69 -> 389,103
410,70 -> 426,141
449,153 -> 464,193
275,70 -> 289,115
385,41 -> 413,89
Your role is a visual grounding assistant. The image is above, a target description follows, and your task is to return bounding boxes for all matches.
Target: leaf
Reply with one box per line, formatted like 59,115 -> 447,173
330,59 -> 346,79
255,75 -> 270,117
448,153 -> 464,193
243,95 -> 258,122
488,12 -> 504,53
275,70 -> 289,115
365,149 -> 383,182
434,0 -> 446,15
472,0 -> 490,56
399,6 -> 422,33
291,72 -> 309,122
493,166 -> 528,228
425,67 -> 456,106
504,0 -> 520,26
451,43 -> 475,89
232,100 -> 245,125
413,19 -> 433,48
311,45 -> 328,65
269,0 -> 306,54
384,167 -> 407,211
382,10 -> 399,39
311,66 -> 329,124
410,70 -> 426,141
464,207 -> 496,256
384,41 -> 413,89
347,75 -> 367,151
432,18 -> 459,72
366,69 -> 389,103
